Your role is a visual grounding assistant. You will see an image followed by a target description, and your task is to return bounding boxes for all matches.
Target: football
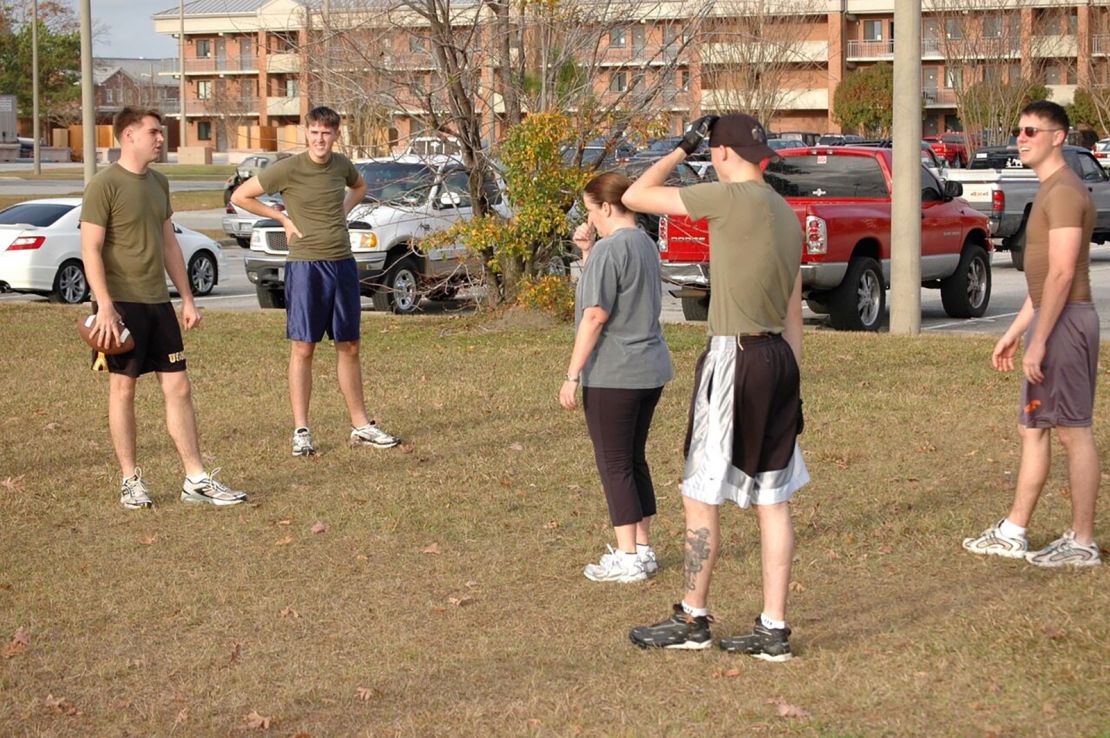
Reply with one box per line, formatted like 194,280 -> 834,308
77,313 -> 135,355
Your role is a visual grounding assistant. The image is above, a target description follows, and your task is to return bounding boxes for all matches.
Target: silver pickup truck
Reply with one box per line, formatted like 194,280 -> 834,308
946,145 -> 1110,270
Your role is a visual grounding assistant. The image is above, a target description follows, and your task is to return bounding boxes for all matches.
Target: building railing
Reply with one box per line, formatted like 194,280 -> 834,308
186,96 -> 262,115
846,39 -> 894,59
183,56 -> 260,74
850,37 -> 1021,60
1091,34 -> 1110,56
921,87 -> 959,106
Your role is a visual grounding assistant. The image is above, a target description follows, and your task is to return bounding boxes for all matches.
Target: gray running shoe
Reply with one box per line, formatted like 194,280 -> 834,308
292,427 -> 315,457
181,468 -> 246,506
583,546 -> 647,583
629,604 -> 713,650
639,546 -> 659,576
718,617 -> 793,662
962,519 -> 1027,559
120,468 -> 153,509
1026,531 -> 1101,568
350,422 -> 400,449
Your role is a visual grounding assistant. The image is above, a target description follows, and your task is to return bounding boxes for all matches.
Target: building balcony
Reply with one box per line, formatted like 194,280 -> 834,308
701,87 -> 828,111
921,88 -> 958,107
852,37 -> 1021,62
657,88 -> 692,110
846,39 -> 893,61
1094,35 -> 1110,56
1031,34 -> 1078,58
267,52 -> 301,74
185,97 -> 261,116
183,56 -> 260,74
266,96 -> 301,117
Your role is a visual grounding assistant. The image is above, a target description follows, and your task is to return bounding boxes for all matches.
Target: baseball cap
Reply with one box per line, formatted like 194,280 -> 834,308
708,113 -> 778,164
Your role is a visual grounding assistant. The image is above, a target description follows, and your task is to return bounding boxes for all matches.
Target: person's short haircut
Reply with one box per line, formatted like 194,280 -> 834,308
1020,100 -> 1069,133
113,107 -> 163,142
305,106 -> 341,131
583,171 -> 633,214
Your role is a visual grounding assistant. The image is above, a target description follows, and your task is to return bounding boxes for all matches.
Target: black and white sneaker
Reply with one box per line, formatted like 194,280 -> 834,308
292,427 -> 315,457
1026,531 -> 1102,568
181,469 -> 247,506
119,468 -> 153,509
350,422 -> 400,449
718,617 -> 793,662
629,604 -> 713,650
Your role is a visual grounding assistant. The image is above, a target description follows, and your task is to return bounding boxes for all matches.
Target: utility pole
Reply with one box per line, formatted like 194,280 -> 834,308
889,0 -> 922,334
79,0 -> 95,185
179,0 -> 187,151
32,0 -> 40,174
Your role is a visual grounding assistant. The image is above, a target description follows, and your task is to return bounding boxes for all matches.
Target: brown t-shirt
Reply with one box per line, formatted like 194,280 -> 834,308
679,180 -> 802,336
257,151 -> 360,261
81,163 -> 173,303
1024,165 -> 1093,306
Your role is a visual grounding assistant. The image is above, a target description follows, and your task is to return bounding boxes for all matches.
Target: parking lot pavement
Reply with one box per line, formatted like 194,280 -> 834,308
174,208 -> 227,232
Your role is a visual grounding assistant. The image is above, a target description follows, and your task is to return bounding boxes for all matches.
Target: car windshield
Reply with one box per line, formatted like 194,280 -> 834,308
764,154 -> 889,199
355,162 -> 436,204
0,202 -> 75,227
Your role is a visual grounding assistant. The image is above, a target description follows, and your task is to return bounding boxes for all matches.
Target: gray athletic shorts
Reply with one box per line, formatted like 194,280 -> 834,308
1020,302 -> 1099,428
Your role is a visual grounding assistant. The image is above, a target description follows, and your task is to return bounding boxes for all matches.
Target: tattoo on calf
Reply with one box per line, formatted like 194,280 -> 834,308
683,527 -> 711,592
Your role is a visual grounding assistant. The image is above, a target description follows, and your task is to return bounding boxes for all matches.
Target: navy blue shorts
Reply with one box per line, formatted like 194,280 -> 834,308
285,259 -> 362,343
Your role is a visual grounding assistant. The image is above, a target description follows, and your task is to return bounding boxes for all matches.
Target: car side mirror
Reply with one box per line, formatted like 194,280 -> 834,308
437,191 -> 462,208
943,180 -> 963,199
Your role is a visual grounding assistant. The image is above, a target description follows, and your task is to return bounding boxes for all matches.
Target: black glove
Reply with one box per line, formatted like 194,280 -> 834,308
796,397 -> 805,436
678,115 -> 719,155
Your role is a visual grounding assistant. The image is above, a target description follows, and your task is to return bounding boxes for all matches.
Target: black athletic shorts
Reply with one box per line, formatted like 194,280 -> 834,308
91,301 -> 186,378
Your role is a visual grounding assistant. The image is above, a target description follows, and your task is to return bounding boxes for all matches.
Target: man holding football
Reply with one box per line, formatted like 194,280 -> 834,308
80,106 -> 246,509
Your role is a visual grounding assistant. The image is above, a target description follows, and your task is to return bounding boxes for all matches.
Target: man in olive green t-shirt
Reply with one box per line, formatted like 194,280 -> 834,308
232,106 -> 400,456
622,113 -> 808,659
81,106 -> 246,509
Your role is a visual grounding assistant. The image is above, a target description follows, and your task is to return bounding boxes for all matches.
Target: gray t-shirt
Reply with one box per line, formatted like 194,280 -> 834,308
575,227 -> 674,389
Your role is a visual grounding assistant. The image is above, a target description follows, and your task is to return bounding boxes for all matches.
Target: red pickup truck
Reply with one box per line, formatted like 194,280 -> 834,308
924,134 -> 970,168
659,146 -> 992,331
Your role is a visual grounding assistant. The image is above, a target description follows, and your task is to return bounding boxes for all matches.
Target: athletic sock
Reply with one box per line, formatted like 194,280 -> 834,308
636,543 -> 651,555
185,472 -> 208,485
760,613 -> 787,631
681,600 -> 708,618
999,517 -> 1026,539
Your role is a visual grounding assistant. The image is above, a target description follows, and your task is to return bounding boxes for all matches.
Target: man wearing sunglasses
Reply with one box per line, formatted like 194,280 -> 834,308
963,100 -> 1101,567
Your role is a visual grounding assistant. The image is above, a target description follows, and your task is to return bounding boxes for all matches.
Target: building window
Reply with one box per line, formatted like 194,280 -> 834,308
197,80 -> 212,99
863,20 -> 883,41
983,15 -> 1002,38
632,25 -> 645,52
944,68 -> 962,89
945,18 -> 962,40
610,28 -> 626,49
197,121 -> 212,140
409,34 -> 425,53
196,39 -> 211,58
610,71 -> 627,92
679,69 -> 689,91
285,78 -> 298,97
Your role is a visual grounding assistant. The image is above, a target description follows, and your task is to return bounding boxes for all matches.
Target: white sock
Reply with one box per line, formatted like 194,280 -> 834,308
636,544 -> 652,556
760,613 -> 786,631
681,601 -> 708,618
998,517 -> 1026,539
186,472 -> 207,485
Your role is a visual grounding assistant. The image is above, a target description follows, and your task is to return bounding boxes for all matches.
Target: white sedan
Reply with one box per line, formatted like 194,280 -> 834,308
0,198 -> 225,304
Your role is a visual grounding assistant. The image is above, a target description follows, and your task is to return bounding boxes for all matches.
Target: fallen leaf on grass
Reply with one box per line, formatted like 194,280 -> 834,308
276,519 -> 293,526
355,686 -> 382,701
310,521 -> 329,535
140,534 -> 157,545
722,668 -> 741,678
542,520 -> 560,529
465,580 -> 480,588
3,627 -> 29,658
1057,486 -> 1072,499
44,694 -> 79,715
421,543 -> 441,555
448,595 -> 475,607
244,710 -> 271,730
355,554 -> 369,561
43,422 -> 61,431
1,475 -> 25,492
1042,701 -> 1056,717
509,442 -> 524,451
229,642 -> 242,664
279,607 -> 300,619
528,718 -> 542,726
399,445 -> 414,454
788,580 -> 804,592
174,707 -> 188,727
1041,625 -> 1064,640
775,701 -> 810,719
275,535 -> 294,546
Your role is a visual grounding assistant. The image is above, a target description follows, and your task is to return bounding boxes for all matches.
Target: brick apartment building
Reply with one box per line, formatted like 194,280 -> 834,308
152,0 -> 1110,151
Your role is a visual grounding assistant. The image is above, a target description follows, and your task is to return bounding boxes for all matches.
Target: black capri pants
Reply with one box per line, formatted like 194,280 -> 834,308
582,385 -> 664,527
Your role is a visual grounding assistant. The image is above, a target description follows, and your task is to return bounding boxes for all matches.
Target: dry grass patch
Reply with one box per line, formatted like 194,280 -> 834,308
0,189 -> 223,213
0,303 -> 1107,737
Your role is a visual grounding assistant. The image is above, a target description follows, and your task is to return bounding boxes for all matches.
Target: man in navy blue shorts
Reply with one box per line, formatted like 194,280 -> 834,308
233,106 -> 400,455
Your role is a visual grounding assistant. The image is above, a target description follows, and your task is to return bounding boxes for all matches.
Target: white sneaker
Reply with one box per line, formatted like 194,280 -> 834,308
181,469 -> 246,506
1026,531 -> 1101,568
639,546 -> 659,575
962,519 -> 1027,559
583,546 -> 647,583
350,422 -> 400,449
292,427 -> 315,456
119,468 -> 153,509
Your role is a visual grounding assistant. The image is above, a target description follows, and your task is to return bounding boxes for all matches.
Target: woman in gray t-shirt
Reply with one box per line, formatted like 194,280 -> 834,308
559,172 -> 674,584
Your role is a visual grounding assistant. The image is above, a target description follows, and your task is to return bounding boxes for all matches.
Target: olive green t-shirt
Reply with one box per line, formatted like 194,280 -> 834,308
81,163 -> 173,303
679,181 -> 802,336
1024,165 -> 1094,306
257,151 -> 360,261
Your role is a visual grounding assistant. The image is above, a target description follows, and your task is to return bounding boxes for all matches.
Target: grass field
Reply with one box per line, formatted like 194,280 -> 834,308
2,164 -> 231,181
0,303 -> 1107,737
0,189 -> 224,214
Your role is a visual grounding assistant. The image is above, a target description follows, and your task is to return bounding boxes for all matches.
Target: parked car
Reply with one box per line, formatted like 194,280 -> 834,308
947,144 -> 1110,270
222,193 -> 285,247
854,140 -> 950,182
628,137 -> 683,162
924,133 -> 970,168
17,137 -> 33,158
223,152 -> 293,205
658,146 -> 992,330
406,134 -> 462,158
768,138 -> 808,152
771,131 -> 821,146
1094,138 -> 1110,169
245,155 -> 510,313
562,140 -> 638,168
817,133 -> 866,146
0,197 -> 224,304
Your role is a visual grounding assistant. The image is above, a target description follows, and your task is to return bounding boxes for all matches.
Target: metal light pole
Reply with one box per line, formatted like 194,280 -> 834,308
32,0 -> 40,174
79,0 -> 95,184
179,0 -> 187,151
889,0 -> 923,334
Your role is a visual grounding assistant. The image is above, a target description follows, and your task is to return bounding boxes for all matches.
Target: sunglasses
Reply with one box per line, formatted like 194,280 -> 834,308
1011,126 -> 1063,138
